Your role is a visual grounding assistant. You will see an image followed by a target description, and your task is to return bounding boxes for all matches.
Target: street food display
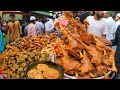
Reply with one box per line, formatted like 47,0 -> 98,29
0,35 -> 58,79
53,11 -> 117,79
0,11 -> 117,79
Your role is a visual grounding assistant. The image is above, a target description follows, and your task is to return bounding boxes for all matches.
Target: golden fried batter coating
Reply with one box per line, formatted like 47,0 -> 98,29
43,68 -> 59,79
37,64 -> 49,71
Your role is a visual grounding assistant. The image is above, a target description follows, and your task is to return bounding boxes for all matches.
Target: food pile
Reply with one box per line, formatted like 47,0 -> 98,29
9,35 -> 56,51
0,11 -> 117,79
27,64 -> 60,79
0,34 -> 58,79
53,11 -> 117,79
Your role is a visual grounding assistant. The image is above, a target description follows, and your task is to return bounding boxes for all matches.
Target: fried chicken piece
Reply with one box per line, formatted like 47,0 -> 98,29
78,72 -> 91,79
79,31 -> 92,45
64,11 -> 84,35
61,50 -> 81,74
96,65 -> 107,76
79,50 -> 95,75
105,47 -> 117,72
65,48 -> 82,60
91,34 -> 106,52
66,70 -> 75,75
55,59 -> 63,67
77,40 -> 102,66
102,55 -> 112,66
83,74 -> 91,79
60,26 -> 84,49
87,45 -> 103,66
64,11 -> 92,45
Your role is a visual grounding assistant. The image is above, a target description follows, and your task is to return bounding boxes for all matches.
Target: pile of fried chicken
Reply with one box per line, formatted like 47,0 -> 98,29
54,11 -> 117,79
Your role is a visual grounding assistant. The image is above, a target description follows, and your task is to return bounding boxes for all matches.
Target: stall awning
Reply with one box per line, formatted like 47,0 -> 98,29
32,11 -> 52,16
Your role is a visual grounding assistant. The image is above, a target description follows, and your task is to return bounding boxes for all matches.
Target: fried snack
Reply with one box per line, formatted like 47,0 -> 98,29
34,74 -> 44,79
43,68 -> 59,79
27,69 -> 37,78
27,68 -> 45,79
27,64 -> 60,79
37,64 -> 49,71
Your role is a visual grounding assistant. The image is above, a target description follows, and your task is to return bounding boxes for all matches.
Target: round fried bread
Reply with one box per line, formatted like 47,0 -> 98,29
43,68 -> 59,79
37,64 -> 49,71
27,69 -> 37,78
27,69 -> 37,75
34,74 -> 44,79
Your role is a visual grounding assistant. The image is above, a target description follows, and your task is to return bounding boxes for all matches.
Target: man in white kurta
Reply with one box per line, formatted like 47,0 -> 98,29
86,11 -> 108,39
45,17 -> 55,36
103,11 -> 116,40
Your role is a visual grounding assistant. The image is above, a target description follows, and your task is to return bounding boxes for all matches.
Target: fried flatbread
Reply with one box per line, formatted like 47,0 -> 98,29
43,68 -> 59,79
37,64 -> 49,71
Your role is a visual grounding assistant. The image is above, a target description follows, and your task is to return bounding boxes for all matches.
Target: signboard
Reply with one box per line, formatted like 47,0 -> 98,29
3,14 -> 23,20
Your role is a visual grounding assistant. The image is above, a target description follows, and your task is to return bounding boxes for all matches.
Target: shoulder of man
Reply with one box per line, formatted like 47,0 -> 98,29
115,25 -> 120,34
86,15 -> 92,19
100,18 -> 107,23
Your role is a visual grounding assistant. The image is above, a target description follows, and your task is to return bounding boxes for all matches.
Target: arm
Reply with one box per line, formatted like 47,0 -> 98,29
49,23 -> 54,31
101,26 -> 119,46
41,23 -> 44,33
110,25 -> 120,46
41,23 -> 44,29
102,34 -> 106,39
94,34 -> 112,45
24,26 -> 27,36
17,21 -> 22,35
48,22 -> 54,33
103,39 -> 112,45
102,22 -> 108,39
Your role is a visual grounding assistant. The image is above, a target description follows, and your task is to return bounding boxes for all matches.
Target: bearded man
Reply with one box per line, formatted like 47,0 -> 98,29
86,11 -> 108,39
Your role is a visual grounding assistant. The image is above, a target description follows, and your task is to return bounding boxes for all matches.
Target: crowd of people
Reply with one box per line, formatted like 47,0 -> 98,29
0,11 -> 120,79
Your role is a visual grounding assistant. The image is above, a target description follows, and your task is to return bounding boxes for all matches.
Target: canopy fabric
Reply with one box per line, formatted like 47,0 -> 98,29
32,11 -> 52,16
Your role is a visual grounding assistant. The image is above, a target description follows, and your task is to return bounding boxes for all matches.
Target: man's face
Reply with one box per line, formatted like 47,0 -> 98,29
115,16 -> 120,21
95,11 -> 104,19
10,15 -> 15,21
103,12 -> 109,18
33,20 -> 36,24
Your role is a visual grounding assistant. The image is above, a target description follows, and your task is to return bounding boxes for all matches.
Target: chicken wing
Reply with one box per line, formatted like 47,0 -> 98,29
95,65 -> 107,76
